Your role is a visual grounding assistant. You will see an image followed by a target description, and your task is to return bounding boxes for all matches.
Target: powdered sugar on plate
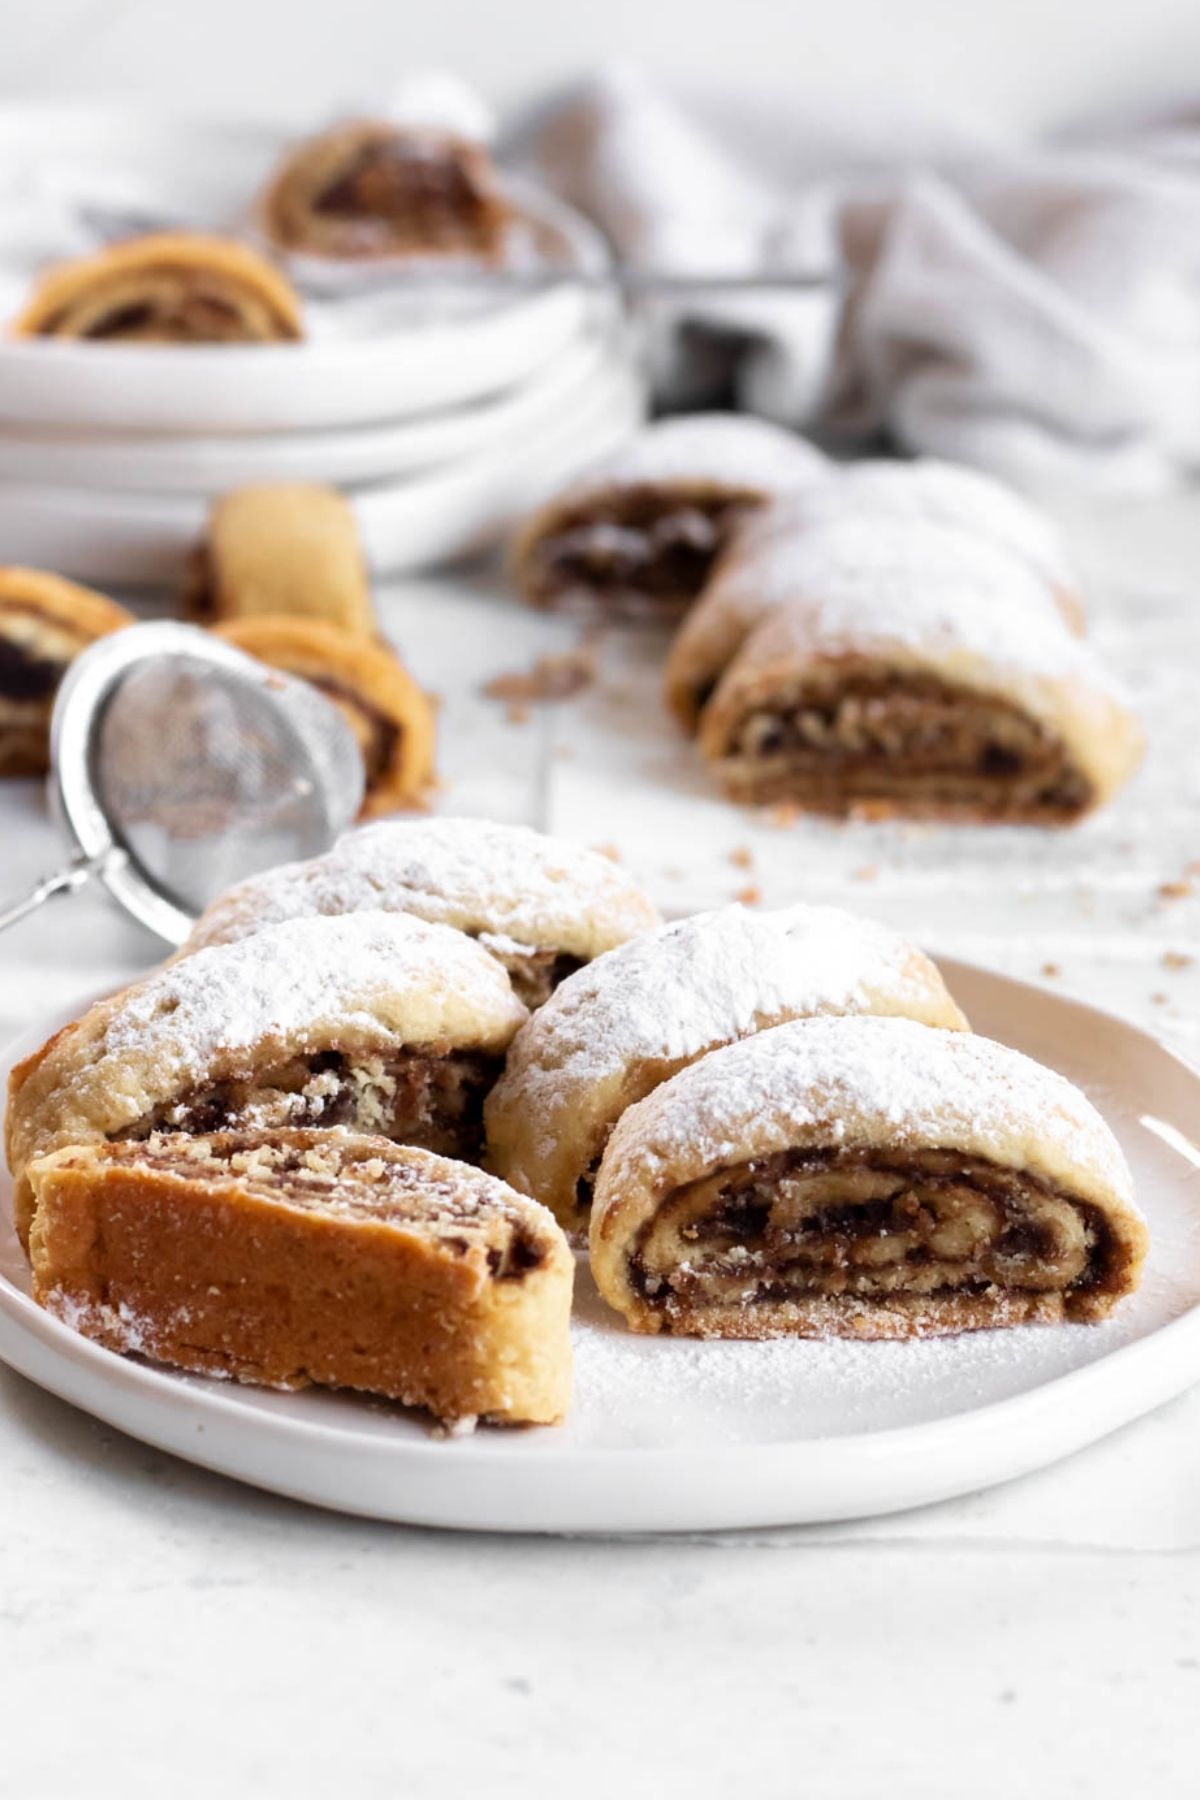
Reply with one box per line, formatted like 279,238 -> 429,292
565,1258 -> 1158,1446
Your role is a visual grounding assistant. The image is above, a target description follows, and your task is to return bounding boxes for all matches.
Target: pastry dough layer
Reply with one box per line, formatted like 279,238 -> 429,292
12,234 -> 303,343
190,485 -> 375,634
215,615 -> 436,817
5,911 -> 526,1245
590,1015 -> 1146,1337
181,816 -> 661,1006
0,567 -> 133,775
486,903 -> 966,1228
29,1129 -> 572,1424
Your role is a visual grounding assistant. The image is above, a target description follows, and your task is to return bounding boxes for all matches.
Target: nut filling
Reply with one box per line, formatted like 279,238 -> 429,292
528,488 -> 760,615
630,1148 -> 1124,1318
117,1048 -> 502,1164
722,673 -> 1092,819
123,1132 -> 549,1280
313,141 -> 501,256
478,940 -> 583,1010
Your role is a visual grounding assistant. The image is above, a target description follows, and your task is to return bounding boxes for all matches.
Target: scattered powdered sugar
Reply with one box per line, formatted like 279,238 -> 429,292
45,1289 -> 180,1360
97,911 -> 521,1080
566,412 -> 828,496
601,1014 -> 1138,1214
490,903 -> 960,1162
750,457 -> 1077,593
565,1259 -> 1149,1445
184,815 -> 659,957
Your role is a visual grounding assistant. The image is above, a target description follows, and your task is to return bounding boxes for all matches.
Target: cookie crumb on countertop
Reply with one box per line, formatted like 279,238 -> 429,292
483,638 -> 600,708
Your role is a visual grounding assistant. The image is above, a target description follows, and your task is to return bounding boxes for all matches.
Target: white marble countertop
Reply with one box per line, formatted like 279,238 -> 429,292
3,493 -> 1200,1795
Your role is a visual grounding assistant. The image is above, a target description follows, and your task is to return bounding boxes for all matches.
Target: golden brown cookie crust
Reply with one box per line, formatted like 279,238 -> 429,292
0,567 -> 134,775
29,1129 -> 573,1425
215,613 -> 436,817
189,484 -> 375,635
12,233 -> 303,343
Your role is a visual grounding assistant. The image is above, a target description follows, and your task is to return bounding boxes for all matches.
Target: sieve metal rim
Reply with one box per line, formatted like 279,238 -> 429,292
49,621 -> 361,947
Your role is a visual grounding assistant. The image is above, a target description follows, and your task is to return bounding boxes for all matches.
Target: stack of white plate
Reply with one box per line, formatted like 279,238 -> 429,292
0,106 -> 645,586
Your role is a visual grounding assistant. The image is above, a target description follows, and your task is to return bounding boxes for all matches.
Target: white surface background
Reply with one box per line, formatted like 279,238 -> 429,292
2,0 -> 1199,134
4,7 -> 1200,1793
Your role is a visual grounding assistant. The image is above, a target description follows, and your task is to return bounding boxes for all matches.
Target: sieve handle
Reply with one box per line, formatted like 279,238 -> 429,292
0,853 -> 107,936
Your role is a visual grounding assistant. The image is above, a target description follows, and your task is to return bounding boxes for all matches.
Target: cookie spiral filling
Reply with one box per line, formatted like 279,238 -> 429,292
476,936 -> 583,1010
115,1130 -> 550,1278
312,139 -> 501,255
717,673 -> 1092,820
307,677 -> 401,791
629,1147 -> 1131,1329
40,278 -> 285,344
526,488 -> 759,616
117,1048 -> 501,1165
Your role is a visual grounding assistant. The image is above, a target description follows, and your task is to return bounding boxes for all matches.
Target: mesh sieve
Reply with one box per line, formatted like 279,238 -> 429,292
0,622 -> 365,944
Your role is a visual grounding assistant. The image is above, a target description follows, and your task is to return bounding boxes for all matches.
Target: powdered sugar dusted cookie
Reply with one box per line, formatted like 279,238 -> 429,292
181,816 -> 660,1009
5,911 -> 527,1247
511,413 -> 827,621
485,903 -> 966,1228
589,1014 -> 1147,1338
747,459 -> 1081,621
665,514 -> 1139,821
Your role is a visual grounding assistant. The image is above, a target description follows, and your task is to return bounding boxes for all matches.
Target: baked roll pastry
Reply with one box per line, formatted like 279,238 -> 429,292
188,485 -> 375,635
214,616 -> 435,818
668,519 -> 1141,820
486,903 -> 966,1229
666,511 -> 1077,735
511,414 -> 827,621
258,118 -> 512,262
12,233 -> 303,343
590,1015 -> 1148,1338
6,911 -> 526,1247
741,459 -> 1085,632
0,567 -> 133,775
28,1129 -> 572,1426
181,816 -> 662,1009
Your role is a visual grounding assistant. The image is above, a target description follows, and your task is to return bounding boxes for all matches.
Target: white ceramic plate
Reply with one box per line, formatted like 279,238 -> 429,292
0,105 -> 613,432
1,957 -> 1198,1534
0,329 -> 617,493
0,358 -> 644,583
